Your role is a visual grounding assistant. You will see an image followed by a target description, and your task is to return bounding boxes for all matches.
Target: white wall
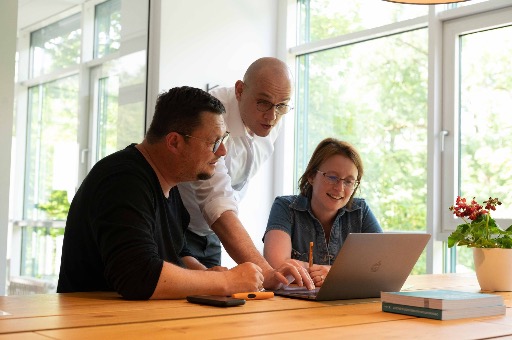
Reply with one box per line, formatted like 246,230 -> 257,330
159,0 -> 278,91
0,0 -> 18,295
158,0 -> 279,268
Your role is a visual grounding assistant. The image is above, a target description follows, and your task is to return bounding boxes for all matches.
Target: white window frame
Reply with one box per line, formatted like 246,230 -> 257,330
440,4 -> 512,236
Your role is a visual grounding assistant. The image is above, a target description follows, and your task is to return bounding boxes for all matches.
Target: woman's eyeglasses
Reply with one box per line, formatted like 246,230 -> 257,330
316,170 -> 359,190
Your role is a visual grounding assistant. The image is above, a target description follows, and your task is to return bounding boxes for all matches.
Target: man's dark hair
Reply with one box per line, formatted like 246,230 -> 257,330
145,86 -> 225,143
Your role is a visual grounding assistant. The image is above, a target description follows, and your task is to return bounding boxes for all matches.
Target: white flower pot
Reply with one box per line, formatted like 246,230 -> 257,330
473,248 -> 512,291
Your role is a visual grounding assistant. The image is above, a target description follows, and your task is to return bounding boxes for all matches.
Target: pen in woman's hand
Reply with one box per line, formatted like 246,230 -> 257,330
309,241 -> 314,268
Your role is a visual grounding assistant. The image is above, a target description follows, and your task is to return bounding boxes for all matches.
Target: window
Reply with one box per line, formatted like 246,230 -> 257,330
90,51 -> 148,163
441,6 -> 512,272
30,13 -> 81,77
297,0 -> 427,43
10,0 -> 149,291
96,75 -> 120,160
25,76 -> 79,221
94,0 -> 121,59
290,0 -> 512,275
293,0 -> 429,274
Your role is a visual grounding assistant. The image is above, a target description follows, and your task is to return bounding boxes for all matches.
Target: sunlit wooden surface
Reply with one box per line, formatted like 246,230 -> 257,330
1,273 -> 511,339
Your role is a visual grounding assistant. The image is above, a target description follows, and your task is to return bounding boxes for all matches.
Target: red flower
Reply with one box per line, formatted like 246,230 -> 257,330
449,196 -> 497,221
484,197 -> 502,211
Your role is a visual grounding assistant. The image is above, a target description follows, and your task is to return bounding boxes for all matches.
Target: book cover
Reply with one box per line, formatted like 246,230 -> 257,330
382,302 -> 506,320
380,290 -> 503,309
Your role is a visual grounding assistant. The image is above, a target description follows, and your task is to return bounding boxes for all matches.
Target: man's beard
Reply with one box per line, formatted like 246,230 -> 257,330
197,172 -> 214,181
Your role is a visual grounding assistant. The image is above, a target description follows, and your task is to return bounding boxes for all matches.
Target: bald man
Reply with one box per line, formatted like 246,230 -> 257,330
177,57 -> 310,289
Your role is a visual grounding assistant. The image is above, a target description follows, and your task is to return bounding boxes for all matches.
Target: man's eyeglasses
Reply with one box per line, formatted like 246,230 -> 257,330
182,131 -> 230,153
316,170 -> 359,190
256,100 -> 293,116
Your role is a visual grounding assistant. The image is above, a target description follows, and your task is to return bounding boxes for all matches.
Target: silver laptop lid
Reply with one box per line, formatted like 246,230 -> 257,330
315,232 -> 430,300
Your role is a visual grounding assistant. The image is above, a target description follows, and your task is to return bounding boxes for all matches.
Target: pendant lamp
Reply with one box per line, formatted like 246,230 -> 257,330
384,0 -> 469,4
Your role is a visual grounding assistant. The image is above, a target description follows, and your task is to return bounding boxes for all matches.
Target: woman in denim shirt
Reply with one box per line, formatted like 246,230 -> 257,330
263,138 -> 382,287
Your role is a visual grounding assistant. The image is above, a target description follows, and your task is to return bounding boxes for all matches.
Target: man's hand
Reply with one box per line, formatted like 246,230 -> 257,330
262,259 -> 315,290
223,262 -> 264,294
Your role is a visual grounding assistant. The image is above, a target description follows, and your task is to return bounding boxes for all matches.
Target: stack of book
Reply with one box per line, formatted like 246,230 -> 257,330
381,289 -> 506,320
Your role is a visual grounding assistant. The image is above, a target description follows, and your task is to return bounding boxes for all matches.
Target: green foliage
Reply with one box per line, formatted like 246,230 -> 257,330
448,213 -> 512,249
36,190 -> 70,220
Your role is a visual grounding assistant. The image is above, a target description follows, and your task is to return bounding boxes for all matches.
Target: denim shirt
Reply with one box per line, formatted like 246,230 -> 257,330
263,195 -> 382,265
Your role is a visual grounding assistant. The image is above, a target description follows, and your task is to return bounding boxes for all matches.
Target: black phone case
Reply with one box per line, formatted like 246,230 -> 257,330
186,295 -> 246,307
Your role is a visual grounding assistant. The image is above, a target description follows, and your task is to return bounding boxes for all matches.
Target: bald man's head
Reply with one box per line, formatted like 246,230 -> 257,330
235,57 -> 294,137
243,57 -> 293,86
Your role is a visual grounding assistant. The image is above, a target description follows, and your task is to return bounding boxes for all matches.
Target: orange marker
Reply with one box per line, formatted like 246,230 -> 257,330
231,292 -> 274,300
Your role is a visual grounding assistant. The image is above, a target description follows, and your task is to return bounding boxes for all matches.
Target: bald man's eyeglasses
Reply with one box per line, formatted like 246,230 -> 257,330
256,100 -> 293,115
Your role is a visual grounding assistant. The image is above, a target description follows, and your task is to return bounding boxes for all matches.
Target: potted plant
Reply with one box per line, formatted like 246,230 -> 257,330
447,196 -> 512,291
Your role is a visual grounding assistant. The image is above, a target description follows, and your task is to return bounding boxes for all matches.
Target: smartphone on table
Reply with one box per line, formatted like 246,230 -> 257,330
186,295 -> 246,307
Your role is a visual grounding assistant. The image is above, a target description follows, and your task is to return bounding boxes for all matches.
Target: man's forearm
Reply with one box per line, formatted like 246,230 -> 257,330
211,210 -> 272,272
181,256 -> 207,270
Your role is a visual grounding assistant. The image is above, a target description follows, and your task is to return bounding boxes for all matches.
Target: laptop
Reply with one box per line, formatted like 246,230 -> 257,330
273,232 -> 430,301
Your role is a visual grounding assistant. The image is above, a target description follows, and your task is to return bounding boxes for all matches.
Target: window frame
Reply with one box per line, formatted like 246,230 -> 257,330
440,5 -> 512,236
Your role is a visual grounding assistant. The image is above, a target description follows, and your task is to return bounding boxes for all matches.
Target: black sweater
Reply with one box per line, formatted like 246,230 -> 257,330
57,144 -> 190,299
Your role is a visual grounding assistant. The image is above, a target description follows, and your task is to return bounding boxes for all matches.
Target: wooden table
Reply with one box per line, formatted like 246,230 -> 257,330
1,273 -> 511,339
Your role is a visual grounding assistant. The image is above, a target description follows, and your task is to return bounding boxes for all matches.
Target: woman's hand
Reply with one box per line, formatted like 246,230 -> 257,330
308,264 -> 331,287
262,259 -> 315,290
